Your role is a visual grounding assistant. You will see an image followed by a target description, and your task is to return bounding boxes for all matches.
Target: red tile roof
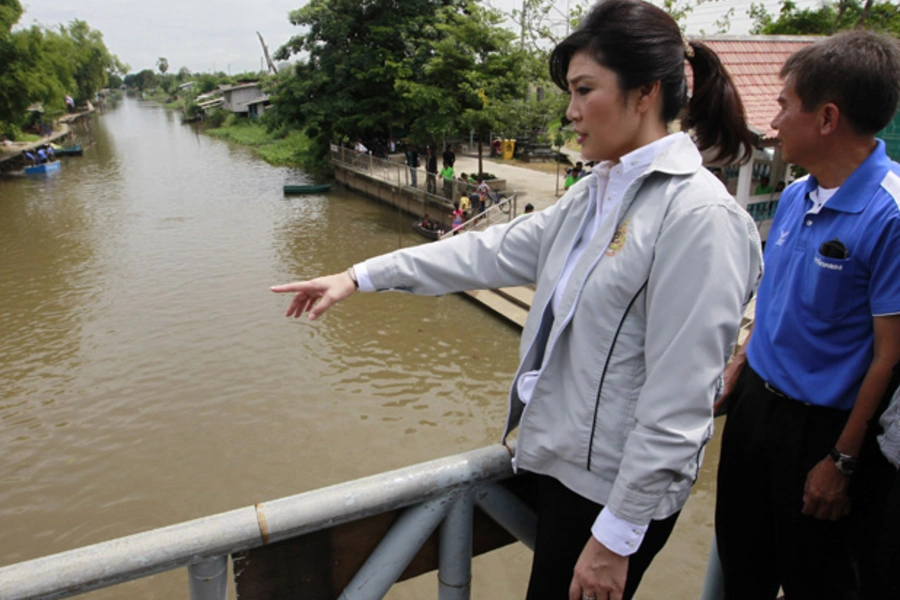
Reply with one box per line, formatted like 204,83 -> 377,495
687,36 -> 820,140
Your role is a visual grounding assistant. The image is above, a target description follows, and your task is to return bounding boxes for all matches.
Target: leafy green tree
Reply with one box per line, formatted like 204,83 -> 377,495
398,1 -> 531,174
750,0 -> 900,35
130,69 -> 159,91
0,1 -> 80,132
269,0 -> 462,159
157,56 -> 169,75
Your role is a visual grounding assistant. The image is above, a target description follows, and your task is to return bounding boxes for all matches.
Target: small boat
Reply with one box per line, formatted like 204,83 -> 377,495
55,145 -> 83,157
412,219 -> 442,240
283,183 -> 332,194
24,161 -> 61,175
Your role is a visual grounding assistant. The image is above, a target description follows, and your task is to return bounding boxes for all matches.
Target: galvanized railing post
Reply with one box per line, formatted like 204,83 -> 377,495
699,534 -> 725,600
338,494 -> 455,600
188,556 -> 227,600
474,482 -> 537,550
438,488 -> 473,600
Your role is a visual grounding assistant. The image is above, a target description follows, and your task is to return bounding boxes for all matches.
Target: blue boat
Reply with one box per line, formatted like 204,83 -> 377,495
24,161 -> 61,175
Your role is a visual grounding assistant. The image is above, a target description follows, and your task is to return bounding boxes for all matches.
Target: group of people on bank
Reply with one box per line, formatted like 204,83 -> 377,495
275,2 -> 900,599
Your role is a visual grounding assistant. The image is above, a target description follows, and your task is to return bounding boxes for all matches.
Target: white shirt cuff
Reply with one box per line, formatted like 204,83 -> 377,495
353,262 -> 376,293
590,508 -> 648,557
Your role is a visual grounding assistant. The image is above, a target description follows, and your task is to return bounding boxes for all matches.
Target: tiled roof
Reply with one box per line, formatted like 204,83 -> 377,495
688,36 -> 819,140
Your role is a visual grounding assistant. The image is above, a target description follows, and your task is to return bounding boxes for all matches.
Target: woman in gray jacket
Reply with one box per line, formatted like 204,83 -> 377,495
273,1 -> 762,599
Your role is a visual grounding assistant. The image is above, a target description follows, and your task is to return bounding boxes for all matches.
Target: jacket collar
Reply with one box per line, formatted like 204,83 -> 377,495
647,132 -> 702,177
801,139 -> 892,214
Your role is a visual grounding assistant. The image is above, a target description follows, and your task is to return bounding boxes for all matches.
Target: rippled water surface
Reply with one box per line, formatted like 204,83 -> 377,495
0,97 -> 719,599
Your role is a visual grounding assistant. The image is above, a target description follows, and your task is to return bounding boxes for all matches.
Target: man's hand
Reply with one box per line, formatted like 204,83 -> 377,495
270,272 -> 357,320
568,536 -> 628,600
802,457 -> 852,520
714,352 -> 746,415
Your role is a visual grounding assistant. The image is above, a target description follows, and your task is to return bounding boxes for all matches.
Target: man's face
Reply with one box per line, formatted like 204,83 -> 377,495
771,77 -> 820,167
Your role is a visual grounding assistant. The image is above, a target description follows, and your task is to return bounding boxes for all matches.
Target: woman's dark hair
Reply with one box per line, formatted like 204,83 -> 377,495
550,0 -> 753,164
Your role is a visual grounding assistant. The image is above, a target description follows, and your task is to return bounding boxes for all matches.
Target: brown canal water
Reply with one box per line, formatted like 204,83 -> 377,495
0,96 -> 721,599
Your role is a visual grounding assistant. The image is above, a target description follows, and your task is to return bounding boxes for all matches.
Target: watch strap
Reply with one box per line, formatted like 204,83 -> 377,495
829,446 -> 857,476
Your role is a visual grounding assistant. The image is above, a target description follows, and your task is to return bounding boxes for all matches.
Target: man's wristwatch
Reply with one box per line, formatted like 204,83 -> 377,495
346,266 -> 359,289
829,447 -> 858,476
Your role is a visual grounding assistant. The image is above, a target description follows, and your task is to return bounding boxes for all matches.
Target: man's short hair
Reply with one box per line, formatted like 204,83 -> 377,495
781,30 -> 900,135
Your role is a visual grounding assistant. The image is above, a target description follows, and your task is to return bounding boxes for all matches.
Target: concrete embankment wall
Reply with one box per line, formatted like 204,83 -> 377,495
333,162 -> 454,225
333,159 -> 530,328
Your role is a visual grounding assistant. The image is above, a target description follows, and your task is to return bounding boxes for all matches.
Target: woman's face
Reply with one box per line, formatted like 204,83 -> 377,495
565,51 -> 646,163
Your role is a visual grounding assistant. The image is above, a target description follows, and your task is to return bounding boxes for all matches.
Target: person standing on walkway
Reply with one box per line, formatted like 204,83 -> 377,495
405,146 -> 419,188
273,2 -> 760,599
714,30 -> 900,600
440,162 -> 455,200
426,147 -> 437,194
443,144 -> 456,169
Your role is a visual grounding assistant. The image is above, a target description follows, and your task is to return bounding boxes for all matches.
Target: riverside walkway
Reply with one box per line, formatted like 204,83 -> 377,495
334,148 -> 582,327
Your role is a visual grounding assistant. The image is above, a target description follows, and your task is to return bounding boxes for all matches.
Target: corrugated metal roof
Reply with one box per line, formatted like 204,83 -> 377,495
688,35 -> 819,140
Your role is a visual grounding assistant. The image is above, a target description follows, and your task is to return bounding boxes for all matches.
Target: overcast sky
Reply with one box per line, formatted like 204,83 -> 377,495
19,0 -> 822,75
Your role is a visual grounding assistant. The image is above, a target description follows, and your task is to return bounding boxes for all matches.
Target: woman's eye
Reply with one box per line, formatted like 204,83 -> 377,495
575,87 -> 591,96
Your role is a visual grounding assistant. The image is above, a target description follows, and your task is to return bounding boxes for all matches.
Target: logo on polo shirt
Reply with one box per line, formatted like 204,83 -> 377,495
775,228 -> 790,246
814,256 -> 843,271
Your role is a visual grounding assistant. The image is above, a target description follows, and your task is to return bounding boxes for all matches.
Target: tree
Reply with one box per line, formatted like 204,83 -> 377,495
269,0 -> 462,159
749,0 -> 900,35
398,2 -> 532,174
0,3 -> 120,132
157,56 -> 169,75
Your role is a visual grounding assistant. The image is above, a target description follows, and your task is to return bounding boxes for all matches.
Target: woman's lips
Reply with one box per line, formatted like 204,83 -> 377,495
577,134 -> 587,144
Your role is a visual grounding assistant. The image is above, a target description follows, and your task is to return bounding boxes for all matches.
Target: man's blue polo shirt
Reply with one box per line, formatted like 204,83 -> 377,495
747,140 -> 900,411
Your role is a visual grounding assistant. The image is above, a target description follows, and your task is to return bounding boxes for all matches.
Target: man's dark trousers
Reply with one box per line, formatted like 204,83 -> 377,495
715,365 -> 858,600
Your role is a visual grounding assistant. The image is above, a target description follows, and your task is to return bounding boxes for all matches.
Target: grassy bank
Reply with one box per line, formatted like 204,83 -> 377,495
206,119 -> 324,170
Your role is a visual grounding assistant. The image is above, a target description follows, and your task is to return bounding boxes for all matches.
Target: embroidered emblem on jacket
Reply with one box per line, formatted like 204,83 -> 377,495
606,221 -> 629,256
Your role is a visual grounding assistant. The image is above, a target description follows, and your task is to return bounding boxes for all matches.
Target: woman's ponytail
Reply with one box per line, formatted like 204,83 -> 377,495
684,41 -> 754,165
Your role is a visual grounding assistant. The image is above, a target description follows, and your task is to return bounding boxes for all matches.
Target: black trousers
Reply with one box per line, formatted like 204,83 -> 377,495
525,474 -> 679,600
877,469 -> 900,597
715,365 -> 858,600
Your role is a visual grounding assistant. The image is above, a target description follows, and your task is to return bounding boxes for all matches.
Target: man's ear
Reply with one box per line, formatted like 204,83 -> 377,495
819,102 -> 840,136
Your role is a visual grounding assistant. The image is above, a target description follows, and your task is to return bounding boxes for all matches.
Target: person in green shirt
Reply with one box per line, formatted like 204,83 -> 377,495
754,175 -> 774,195
440,162 -> 455,199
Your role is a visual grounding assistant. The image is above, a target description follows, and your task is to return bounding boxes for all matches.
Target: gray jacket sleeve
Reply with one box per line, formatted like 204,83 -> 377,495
606,199 -> 762,524
362,209 -> 552,295
879,386 -> 900,468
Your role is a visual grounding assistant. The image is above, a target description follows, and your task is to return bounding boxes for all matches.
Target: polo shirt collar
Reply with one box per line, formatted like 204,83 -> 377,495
802,139 -> 891,214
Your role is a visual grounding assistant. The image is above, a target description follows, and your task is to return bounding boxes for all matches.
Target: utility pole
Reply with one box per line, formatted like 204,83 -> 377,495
521,0 -> 526,49
257,31 -> 279,74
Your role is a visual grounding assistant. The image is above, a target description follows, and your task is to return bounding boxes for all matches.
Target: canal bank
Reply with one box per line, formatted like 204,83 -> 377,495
0,108 -> 96,172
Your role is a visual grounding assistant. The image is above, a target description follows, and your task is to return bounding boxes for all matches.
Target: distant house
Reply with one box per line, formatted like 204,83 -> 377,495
688,35 -> 819,241
241,95 -> 271,119
220,82 -> 266,115
178,81 -> 196,92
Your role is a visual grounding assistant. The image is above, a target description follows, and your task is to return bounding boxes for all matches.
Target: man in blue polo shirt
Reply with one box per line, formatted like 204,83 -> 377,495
714,30 -> 900,600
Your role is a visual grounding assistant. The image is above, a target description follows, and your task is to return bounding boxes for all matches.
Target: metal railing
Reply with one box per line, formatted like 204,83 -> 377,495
0,444 -> 537,600
439,193 -> 518,239
330,145 -> 519,231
